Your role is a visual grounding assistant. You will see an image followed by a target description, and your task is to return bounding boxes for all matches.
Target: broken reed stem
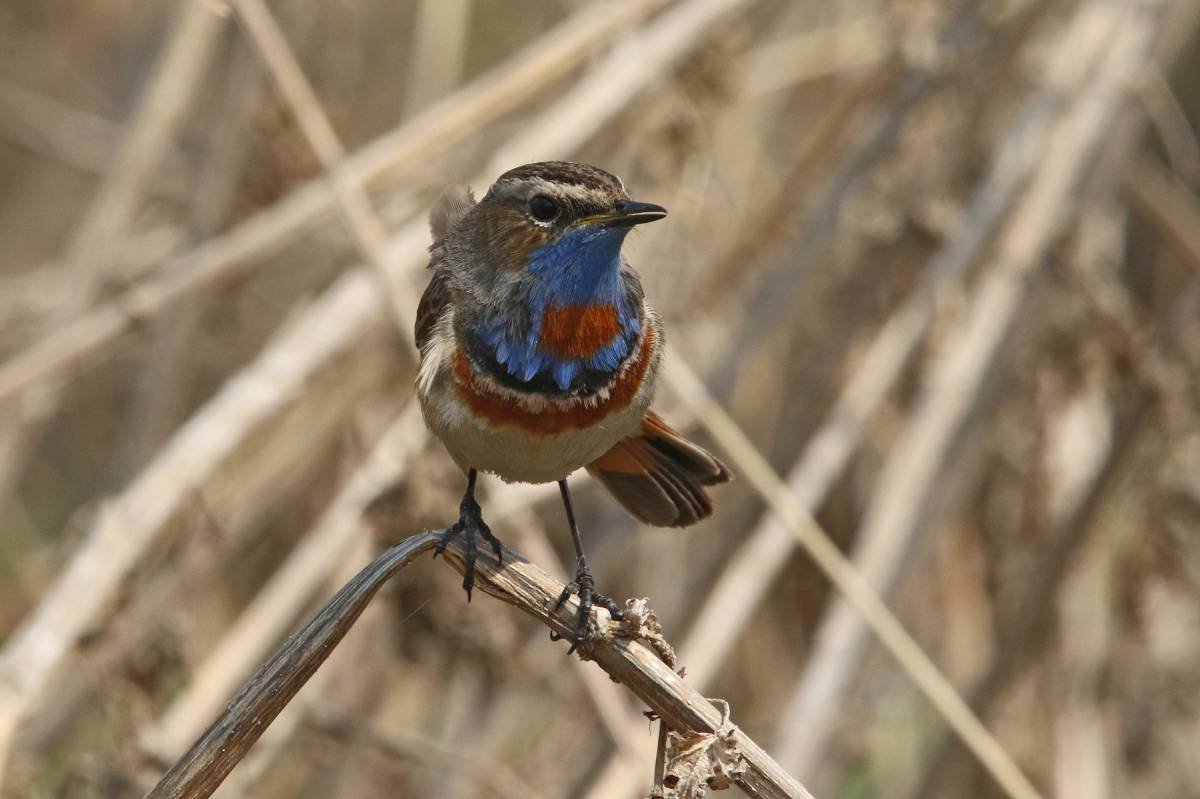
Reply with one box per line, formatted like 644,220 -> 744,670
146,532 -> 439,799
140,405 -> 429,762
146,532 -> 813,799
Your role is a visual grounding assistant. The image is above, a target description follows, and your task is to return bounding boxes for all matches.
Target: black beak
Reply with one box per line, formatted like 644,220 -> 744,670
588,199 -> 668,228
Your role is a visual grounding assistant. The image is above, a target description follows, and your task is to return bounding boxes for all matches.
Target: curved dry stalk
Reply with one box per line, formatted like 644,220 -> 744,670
141,471 -> 648,784
145,531 -> 441,799
0,269 -> 383,781
140,405 -> 429,762
146,532 -> 814,799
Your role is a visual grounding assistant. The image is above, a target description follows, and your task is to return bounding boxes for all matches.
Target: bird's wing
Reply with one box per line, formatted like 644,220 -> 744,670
415,267 -> 452,353
417,187 -> 476,351
586,410 -> 731,528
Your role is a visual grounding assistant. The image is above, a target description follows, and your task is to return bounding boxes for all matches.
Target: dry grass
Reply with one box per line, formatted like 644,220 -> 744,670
2,0 -> 1200,797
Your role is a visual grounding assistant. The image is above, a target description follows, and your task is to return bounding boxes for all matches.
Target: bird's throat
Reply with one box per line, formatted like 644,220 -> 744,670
472,226 -> 641,392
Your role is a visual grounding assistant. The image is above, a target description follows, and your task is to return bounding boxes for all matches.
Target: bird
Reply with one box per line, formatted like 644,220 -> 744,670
415,161 -> 730,651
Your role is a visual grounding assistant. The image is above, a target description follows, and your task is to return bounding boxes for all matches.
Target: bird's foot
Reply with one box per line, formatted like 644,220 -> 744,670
433,492 -> 503,602
552,557 -> 624,655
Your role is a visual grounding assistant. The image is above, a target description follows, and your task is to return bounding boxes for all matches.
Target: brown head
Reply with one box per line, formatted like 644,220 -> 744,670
437,160 -> 664,312
465,161 -> 664,272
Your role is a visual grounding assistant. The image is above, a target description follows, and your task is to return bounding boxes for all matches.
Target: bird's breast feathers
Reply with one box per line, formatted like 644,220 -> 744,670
536,303 -> 623,359
416,303 -> 662,483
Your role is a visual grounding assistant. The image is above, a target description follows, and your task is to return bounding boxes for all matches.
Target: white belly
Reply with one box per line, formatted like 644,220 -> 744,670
419,372 -> 650,484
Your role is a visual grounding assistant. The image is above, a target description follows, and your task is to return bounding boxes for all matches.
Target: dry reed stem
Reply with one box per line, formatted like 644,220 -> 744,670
701,0 -> 993,402
404,0 -> 472,116
232,0 -> 413,328
164,445 -> 647,792
437,544 -> 813,799
0,1 -> 228,515
0,272 -> 385,778
661,353 -> 1044,799
208,536 -> 379,799
147,531 -> 814,799
681,10 -> 1070,691
55,1 -> 226,291
140,405 -> 428,762
772,0 -> 1157,780
1127,153 -> 1200,277
149,475 -> 641,785
206,493 -> 646,798
904,401 -> 1150,799
198,471 -> 672,795
0,0 -> 673,405
485,0 -> 763,170
144,532 -> 441,799
0,81 -> 190,197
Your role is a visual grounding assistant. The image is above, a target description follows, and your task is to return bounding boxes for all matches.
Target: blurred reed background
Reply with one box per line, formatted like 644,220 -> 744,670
1,0 -> 1199,797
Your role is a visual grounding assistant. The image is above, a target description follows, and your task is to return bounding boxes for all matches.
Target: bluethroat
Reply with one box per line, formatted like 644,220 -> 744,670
415,161 -> 730,651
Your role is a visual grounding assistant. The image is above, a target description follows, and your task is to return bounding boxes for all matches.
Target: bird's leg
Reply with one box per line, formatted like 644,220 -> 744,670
552,478 -> 623,653
434,469 -> 504,601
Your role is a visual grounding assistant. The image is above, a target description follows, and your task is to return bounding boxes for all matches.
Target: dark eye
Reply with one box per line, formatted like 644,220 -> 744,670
529,195 -> 559,222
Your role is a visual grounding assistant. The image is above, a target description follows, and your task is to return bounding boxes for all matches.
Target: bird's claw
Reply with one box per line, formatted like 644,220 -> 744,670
552,557 -> 623,654
434,492 -> 503,601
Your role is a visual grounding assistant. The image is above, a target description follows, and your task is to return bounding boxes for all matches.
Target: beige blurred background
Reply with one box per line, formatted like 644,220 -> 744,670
1,0 -> 1199,797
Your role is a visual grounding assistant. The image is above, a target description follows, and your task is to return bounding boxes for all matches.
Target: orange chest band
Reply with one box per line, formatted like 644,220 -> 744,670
452,326 -> 654,436
536,303 -> 623,359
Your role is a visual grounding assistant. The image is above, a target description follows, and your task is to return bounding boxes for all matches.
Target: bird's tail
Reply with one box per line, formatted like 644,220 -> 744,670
586,411 -> 731,528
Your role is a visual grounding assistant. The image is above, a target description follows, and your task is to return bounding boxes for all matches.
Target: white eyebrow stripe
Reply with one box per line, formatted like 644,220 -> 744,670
500,177 -> 609,204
